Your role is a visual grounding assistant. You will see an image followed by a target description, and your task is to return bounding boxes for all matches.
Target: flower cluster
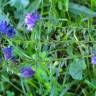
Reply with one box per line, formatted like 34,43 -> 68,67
25,11 -> 40,31
0,21 -> 15,38
2,46 -> 35,78
1,11 -> 39,78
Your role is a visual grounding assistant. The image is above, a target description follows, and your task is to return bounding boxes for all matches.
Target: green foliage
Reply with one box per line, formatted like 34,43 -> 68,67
69,59 -> 86,80
0,0 -> 96,96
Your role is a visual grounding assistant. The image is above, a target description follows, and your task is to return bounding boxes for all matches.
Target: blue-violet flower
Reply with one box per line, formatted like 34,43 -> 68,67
7,25 -> 16,38
25,11 -> 40,31
0,21 -> 7,34
2,46 -> 13,61
0,21 -> 16,38
20,67 -> 35,78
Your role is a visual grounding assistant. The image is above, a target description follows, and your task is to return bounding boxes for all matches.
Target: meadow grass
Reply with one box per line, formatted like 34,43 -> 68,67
0,0 -> 96,96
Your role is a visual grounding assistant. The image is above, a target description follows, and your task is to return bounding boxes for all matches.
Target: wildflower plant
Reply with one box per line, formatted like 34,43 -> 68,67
0,0 -> 96,96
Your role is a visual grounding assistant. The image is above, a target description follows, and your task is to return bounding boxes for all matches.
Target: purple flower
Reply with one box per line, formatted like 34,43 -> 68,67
25,11 -> 40,31
6,25 -> 16,38
2,47 -> 12,61
20,67 -> 35,78
0,21 -> 8,34
0,21 -> 16,38
91,56 -> 96,64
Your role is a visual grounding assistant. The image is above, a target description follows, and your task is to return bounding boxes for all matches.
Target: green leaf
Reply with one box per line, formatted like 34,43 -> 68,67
10,0 -> 29,8
6,91 -> 14,96
69,2 -> 96,17
0,82 -> 4,92
69,59 -> 86,80
84,80 -> 96,89
14,46 -> 32,59
65,0 -> 69,11
36,67 -> 49,82
58,0 -> 69,11
25,0 -> 41,13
